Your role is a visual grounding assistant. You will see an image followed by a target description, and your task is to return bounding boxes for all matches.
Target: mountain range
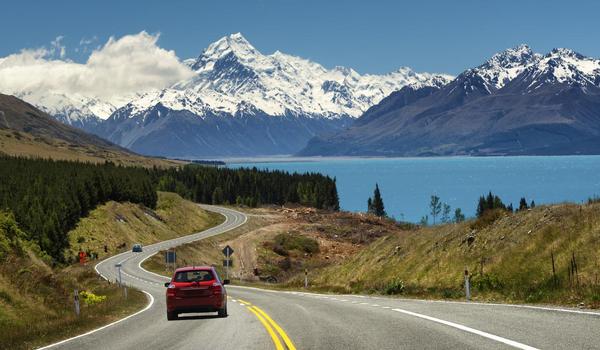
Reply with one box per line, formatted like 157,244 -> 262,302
9,36 -> 600,158
300,45 -> 600,156
18,33 -> 451,158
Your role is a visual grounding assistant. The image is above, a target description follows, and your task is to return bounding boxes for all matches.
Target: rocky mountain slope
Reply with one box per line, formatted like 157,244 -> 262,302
299,45 -> 600,156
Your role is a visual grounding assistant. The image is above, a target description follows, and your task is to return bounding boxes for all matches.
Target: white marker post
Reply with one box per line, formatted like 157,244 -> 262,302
464,268 -> 471,301
74,289 -> 80,316
304,268 -> 308,289
115,263 -> 122,286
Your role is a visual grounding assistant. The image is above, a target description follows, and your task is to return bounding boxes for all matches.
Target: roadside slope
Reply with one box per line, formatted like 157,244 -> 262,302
65,192 -> 223,261
144,204 -> 600,308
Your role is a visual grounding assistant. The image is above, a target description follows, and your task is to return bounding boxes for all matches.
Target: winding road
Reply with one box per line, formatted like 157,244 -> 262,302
41,206 -> 600,350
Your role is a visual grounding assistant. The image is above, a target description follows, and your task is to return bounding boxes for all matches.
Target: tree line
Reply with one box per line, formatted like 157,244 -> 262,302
365,185 -> 545,225
153,165 -> 339,210
0,157 -> 339,263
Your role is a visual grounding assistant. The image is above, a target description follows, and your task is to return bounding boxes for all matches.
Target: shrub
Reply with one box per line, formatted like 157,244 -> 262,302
473,273 -> 503,291
272,244 -> 289,257
470,209 -> 506,230
383,278 -> 405,295
274,233 -> 319,254
80,290 -> 107,306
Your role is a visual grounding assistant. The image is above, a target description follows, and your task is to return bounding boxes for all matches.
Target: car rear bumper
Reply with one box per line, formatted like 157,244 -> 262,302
166,295 -> 226,313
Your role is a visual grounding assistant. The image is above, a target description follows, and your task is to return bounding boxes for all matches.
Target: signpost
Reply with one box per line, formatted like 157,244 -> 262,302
222,245 -> 234,280
165,250 -> 176,273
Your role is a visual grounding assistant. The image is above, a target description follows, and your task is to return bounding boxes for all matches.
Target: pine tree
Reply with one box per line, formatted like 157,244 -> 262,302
519,197 -> 529,211
476,196 -> 486,217
371,183 -> 386,217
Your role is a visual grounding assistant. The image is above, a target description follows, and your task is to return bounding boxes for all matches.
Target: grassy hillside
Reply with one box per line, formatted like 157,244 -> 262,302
0,211 -> 147,350
0,93 -> 182,168
293,204 -> 600,307
65,192 -> 224,261
2,192 -> 223,349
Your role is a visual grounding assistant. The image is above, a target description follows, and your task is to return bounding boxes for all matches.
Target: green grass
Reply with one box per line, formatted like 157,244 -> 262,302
0,212 -> 147,349
65,192 -> 223,261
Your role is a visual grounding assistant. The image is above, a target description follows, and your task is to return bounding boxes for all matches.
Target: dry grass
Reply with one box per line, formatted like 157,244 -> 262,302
0,129 -> 183,168
297,204 -> 600,307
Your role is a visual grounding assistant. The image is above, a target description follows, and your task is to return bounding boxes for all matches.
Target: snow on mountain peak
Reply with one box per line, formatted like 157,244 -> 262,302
520,48 -> 600,90
472,44 -> 542,90
191,33 -> 259,71
168,33 -> 455,119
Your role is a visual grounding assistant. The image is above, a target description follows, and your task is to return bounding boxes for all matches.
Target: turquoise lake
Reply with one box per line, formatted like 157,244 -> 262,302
229,156 -> 600,223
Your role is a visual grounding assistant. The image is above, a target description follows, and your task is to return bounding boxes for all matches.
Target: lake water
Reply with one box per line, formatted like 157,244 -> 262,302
228,156 -> 600,223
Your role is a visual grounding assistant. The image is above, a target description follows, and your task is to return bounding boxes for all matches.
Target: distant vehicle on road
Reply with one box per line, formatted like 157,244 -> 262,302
132,244 -> 143,253
164,266 -> 229,320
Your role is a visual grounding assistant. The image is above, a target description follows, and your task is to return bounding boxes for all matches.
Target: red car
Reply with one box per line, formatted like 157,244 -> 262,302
164,266 -> 229,320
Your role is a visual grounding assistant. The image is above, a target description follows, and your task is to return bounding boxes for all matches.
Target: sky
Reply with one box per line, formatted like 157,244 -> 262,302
1,0 -> 599,76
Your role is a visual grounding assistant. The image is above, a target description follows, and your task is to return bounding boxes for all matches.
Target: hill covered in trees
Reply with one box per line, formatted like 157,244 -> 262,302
0,156 -> 339,263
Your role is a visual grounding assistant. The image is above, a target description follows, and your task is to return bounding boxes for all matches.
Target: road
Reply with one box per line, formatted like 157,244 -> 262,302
42,205 -> 600,350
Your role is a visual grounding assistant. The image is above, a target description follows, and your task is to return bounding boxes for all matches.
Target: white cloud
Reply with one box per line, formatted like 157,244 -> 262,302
0,32 -> 194,105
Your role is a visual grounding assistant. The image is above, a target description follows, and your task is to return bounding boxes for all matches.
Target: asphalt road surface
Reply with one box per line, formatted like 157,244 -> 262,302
41,206 -> 600,350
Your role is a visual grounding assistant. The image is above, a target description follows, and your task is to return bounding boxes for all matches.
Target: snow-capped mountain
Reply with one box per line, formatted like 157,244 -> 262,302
16,91 -> 116,130
145,33 -> 453,119
506,48 -> 600,92
95,33 -> 453,157
300,45 -> 600,157
472,44 -> 542,90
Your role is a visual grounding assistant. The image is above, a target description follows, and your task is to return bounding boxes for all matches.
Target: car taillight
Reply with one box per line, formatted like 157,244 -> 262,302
167,283 -> 177,296
211,282 -> 222,295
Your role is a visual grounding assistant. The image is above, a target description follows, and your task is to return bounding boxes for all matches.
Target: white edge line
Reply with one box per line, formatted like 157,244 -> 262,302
391,308 -> 539,350
37,291 -> 154,350
279,289 -> 600,317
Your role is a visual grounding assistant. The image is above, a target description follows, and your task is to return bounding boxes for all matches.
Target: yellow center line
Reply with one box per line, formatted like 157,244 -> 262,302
238,299 -> 252,305
251,306 -> 297,350
246,305 -> 285,350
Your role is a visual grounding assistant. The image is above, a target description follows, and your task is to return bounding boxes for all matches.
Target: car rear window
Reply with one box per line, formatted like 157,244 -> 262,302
174,270 -> 214,282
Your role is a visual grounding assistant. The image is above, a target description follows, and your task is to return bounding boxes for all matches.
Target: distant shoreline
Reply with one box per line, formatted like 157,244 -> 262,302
221,154 -> 600,165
